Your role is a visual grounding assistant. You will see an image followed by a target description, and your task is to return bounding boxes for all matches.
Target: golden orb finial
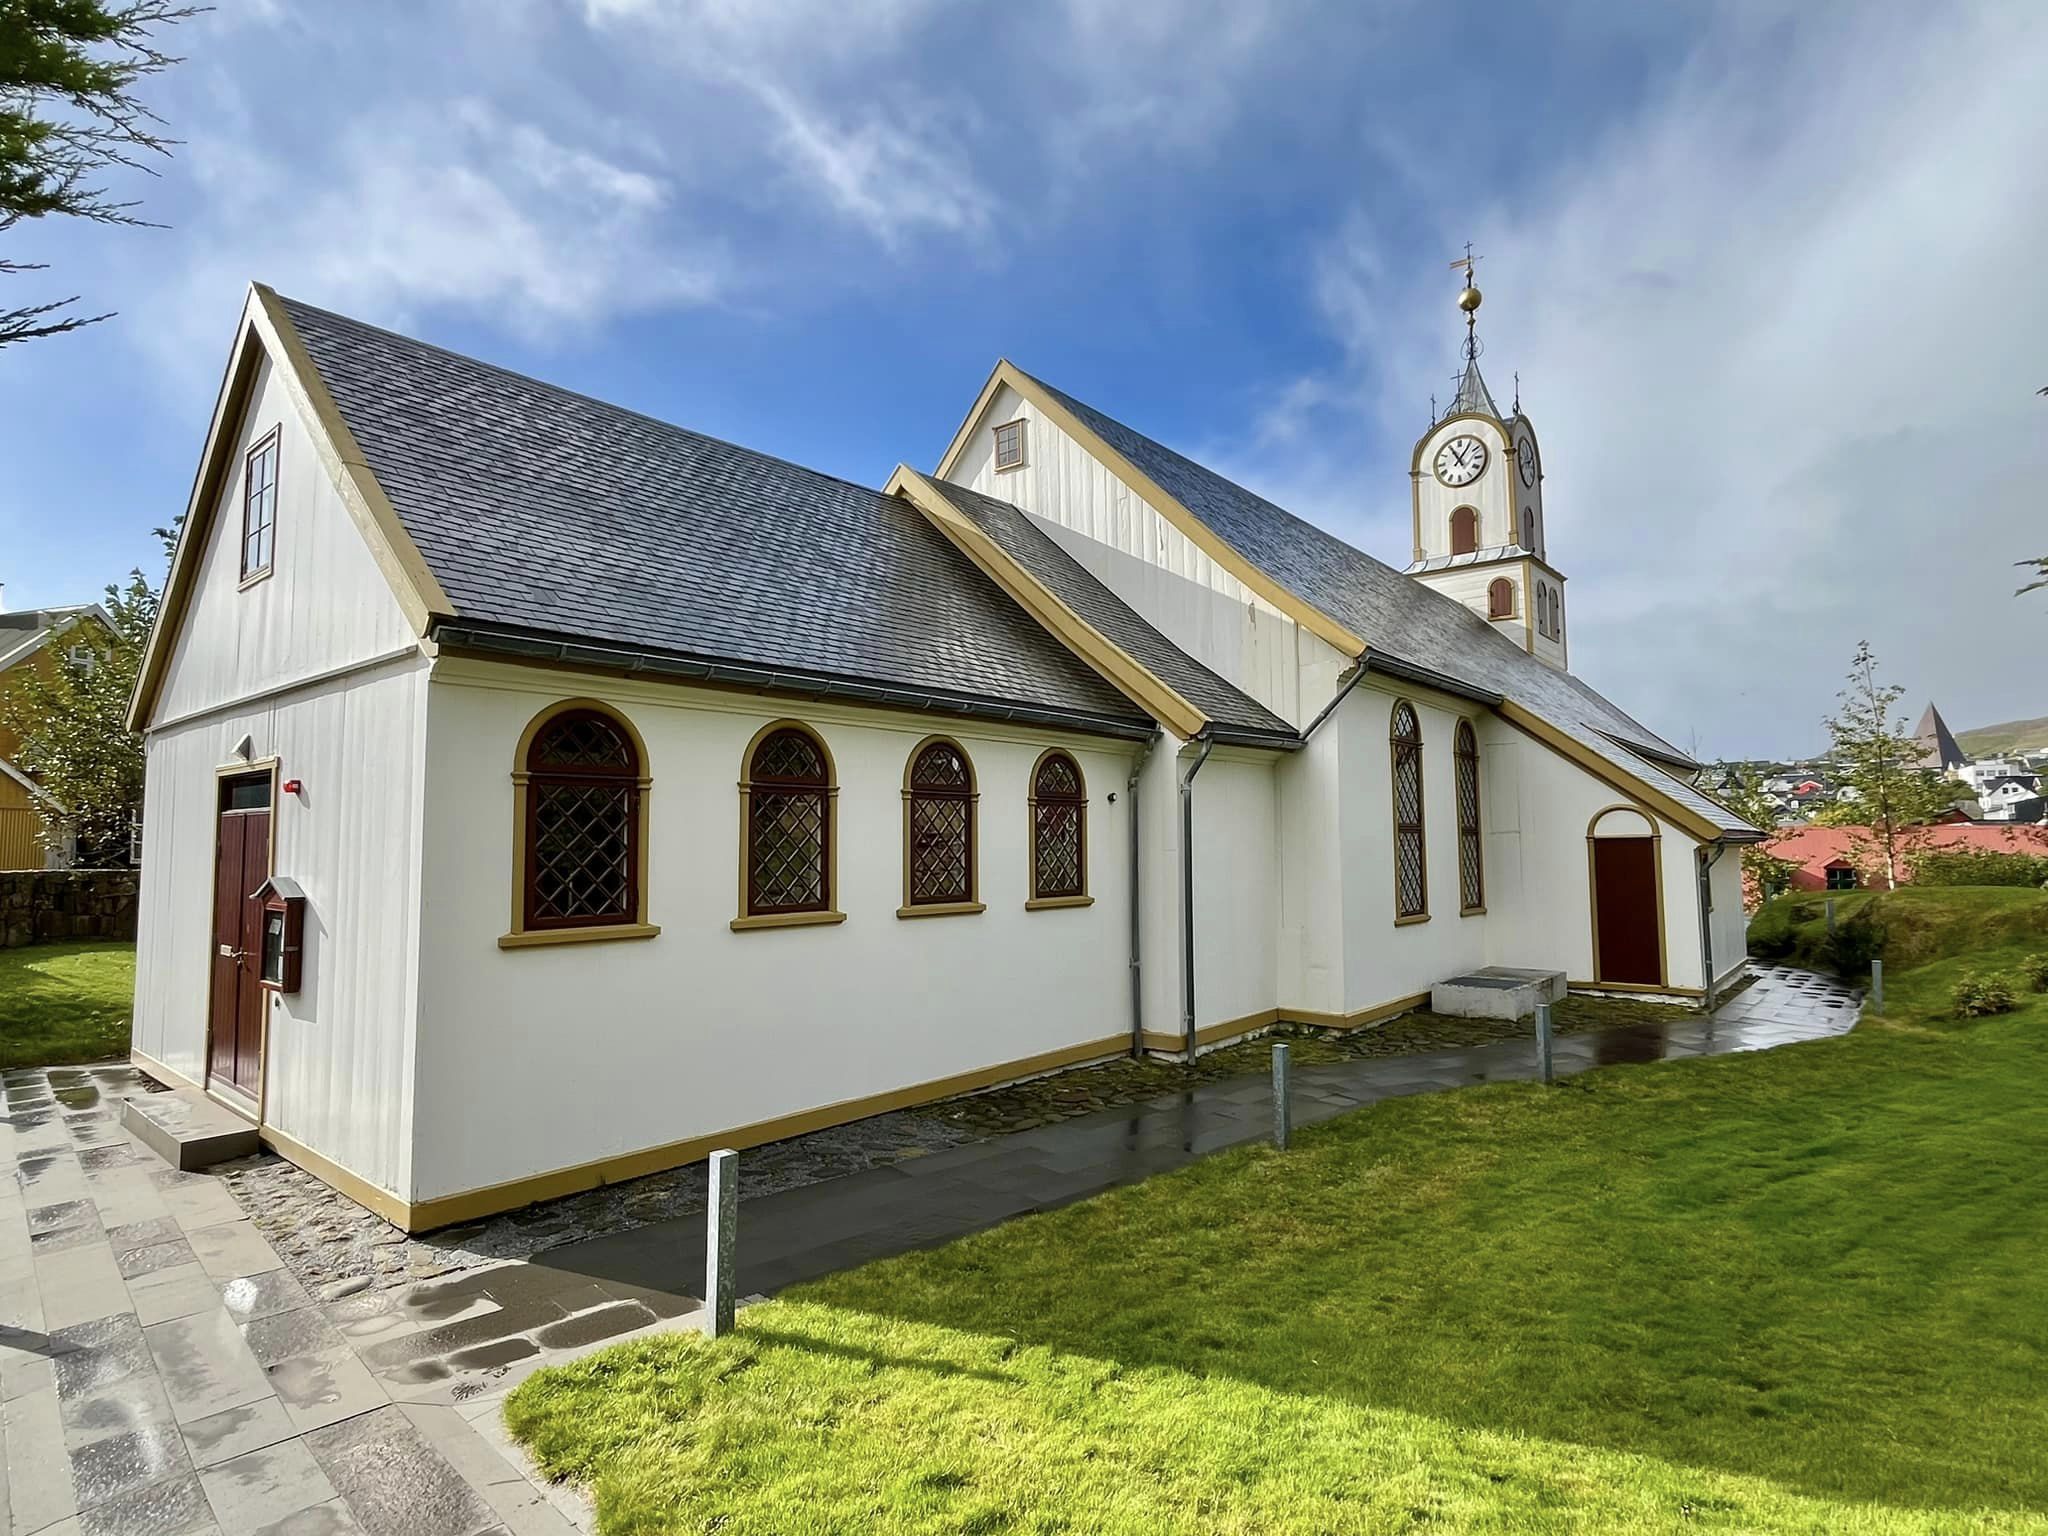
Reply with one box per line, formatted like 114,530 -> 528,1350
1457,284 -> 1483,314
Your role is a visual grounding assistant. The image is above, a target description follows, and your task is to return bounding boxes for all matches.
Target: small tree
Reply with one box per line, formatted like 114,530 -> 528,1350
1712,763 -> 1798,908
1820,641 -> 1955,891
2,0 -> 203,346
0,529 -> 170,863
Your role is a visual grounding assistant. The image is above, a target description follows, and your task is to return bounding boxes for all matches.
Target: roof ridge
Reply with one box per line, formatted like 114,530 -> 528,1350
273,292 -> 899,510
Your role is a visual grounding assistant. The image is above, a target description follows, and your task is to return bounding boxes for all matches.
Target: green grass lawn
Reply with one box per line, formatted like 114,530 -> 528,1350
506,892 -> 2048,1534
0,940 -> 138,1069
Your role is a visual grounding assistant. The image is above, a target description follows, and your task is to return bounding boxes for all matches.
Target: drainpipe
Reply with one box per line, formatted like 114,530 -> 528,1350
1178,735 -> 1216,1060
1302,659 -> 1368,742
1696,841 -> 1727,1011
1126,731 -> 1160,1057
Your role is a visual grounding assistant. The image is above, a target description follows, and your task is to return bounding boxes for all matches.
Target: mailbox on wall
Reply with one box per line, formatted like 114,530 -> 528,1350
251,875 -> 306,994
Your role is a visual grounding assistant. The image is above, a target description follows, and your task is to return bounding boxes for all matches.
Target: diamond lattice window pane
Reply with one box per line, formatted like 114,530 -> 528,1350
1035,804 -> 1082,897
1034,754 -> 1080,799
910,796 -> 970,903
1396,830 -> 1426,917
911,743 -> 970,791
535,715 -> 632,772
751,789 -> 826,910
532,783 -> 633,921
755,730 -> 825,784
1460,832 -> 1484,910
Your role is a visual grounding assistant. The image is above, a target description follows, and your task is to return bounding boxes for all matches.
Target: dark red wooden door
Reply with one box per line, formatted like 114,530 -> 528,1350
208,779 -> 271,1098
1592,837 -> 1661,985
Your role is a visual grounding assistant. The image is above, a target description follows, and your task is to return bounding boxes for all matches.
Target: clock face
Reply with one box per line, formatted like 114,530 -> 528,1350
1434,434 -> 1488,487
1517,437 -> 1537,487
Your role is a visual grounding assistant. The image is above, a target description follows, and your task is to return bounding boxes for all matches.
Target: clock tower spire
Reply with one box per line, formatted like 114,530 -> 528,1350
1405,252 -> 1568,670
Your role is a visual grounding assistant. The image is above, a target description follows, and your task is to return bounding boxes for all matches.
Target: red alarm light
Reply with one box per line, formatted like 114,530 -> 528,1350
283,779 -> 302,795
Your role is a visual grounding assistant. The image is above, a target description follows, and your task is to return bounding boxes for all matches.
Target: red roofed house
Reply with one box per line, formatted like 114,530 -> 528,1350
1763,823 -> 2048,894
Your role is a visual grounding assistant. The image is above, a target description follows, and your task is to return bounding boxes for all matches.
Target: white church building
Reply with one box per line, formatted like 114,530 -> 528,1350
127,280 -> 1757,1231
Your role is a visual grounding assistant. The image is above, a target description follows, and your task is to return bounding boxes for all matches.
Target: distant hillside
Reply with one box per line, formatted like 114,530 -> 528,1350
1957,716 -> 2048,757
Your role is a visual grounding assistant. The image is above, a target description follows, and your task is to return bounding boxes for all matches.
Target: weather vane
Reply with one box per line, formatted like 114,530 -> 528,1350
1449,243 -> 1484,360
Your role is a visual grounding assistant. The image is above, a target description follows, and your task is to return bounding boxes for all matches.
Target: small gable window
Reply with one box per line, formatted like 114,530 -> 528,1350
517,704 -> 648,936
1487,577 -> 1514,620
1450,505 -> 1478,556
1825,865 -> 1858,891
241,427 -> 280,582
903,738 -> 979,914
1455,720 -> 1484,914
743,724 -> 837,920
1390,701 -> 1428,921
1029,750 -> 1087,904
994,418 -> 1027,472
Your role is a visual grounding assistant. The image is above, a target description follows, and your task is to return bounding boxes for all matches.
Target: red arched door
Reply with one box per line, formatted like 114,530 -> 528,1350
1590,811 -> 1662,985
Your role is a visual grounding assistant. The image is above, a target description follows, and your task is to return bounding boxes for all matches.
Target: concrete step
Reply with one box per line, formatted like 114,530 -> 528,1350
122,1084 -> 260,1171
1431,966 -> 1568,1021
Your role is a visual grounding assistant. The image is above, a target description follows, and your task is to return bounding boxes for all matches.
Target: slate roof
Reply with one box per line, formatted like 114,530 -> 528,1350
278,298 -> 1155,738
1913,703 -> 1969,770
1446,355 -> 1499,419
929,481 -> 1295,742
1006,365 -> 1688,763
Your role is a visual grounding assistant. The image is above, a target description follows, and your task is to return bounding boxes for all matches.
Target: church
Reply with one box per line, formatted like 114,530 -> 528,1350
126,276 -> 1759,1231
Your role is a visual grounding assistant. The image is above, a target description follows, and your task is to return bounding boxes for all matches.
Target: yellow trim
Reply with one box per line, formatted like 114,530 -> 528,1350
730,910 -> 847,932
406,1033 -> 1135,1231
930,364 -> 1366,658
262,1125 -> 412,1229
505,699 -> 654,945
130,1047 -> 201,1095
736,718 -> 840,925
901,734 -> 981,913
889,467 -> 1210,739
1569,981 -> 1703,1000
1394,913 -> 1431,927
1585,805 -> 1670,989
1025,894 -> 1094,911
1281,991 -> 1435,1033
1142,990 -> 1437,1051
499,924 -> 660,949
1497,701 -> 1720,842
131,284 -> 451,732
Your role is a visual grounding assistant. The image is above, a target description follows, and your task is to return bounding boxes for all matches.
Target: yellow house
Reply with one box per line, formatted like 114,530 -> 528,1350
0,604 -> 116,870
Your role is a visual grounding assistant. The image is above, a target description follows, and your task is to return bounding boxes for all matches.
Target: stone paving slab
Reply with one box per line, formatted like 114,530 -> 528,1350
0,1065 -> 586,1536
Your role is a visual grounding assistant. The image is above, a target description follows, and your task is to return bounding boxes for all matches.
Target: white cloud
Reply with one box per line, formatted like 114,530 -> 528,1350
1249,4 -> 2048,757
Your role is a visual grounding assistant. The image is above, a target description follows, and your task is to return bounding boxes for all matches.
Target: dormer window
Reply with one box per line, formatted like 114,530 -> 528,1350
993,418 -> 1026,472
241,427 -> 280,582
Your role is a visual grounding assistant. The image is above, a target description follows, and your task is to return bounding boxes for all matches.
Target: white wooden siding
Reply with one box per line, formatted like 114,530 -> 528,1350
151,354 -> 416,728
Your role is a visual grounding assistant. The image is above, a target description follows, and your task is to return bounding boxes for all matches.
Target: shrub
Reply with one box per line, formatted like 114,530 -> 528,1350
1819,913 -> 1886,978
1951,970 -> 2019,1018
1909,850 -> 2048,889
2020,953 -> 2048,993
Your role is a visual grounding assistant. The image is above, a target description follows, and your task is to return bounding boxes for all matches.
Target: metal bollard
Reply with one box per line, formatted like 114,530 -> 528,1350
705,1148 -> 738,1338
1271,1042 -> 1292,1150
1826,898 -> 1836,934
1535,1002 -> 1554,1086
1871,957 -> 1884,1012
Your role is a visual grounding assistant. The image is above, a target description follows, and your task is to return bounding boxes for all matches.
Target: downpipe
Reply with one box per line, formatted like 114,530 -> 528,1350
1178,736 -> 1216,1061
1696,841 -> 1726,1012
1126,731 -> 1160,1058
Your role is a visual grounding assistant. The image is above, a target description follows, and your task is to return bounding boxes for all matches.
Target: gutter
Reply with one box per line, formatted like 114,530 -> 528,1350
432,624 -> 1157,743
1177,735 -> 1216,1059
1126,731 -> 1161,1057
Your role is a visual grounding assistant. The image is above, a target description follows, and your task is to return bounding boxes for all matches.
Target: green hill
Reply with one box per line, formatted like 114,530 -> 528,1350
1956,714 -> 2048,757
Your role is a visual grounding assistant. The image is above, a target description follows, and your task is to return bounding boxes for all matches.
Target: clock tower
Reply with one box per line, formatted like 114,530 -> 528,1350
1406,260 -> 1567,670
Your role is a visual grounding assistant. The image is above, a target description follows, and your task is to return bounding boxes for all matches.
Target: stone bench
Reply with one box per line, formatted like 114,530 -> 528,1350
1430,966 -> 1568,1021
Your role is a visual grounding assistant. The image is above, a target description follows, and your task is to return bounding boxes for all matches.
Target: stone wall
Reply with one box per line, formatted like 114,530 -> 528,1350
0,869 -> 140,949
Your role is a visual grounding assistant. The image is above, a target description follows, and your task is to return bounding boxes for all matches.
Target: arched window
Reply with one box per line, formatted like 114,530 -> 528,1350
1455,720 -> 1484,914
1450,505 -> 1479,556
1552,589 -> 1564,642
1029,751 -> 1088,904
1521,508 -> 1534,552
516,704 -> 648,937
903,738 -> 980,914
1536,583 -> 1552,638
1389,701 -> 1427,921
1487,577 -> 1514,619
742,724 -> 836,921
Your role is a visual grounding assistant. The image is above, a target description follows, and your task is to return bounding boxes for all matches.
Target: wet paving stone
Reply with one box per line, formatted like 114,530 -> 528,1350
530,1299 -> 656,1351
121,1237 -> 200,1279
61,1364 -> 179,1446
52,1313 -> 153,1400
443,1336 -> 540,1373
78,1467 -> 217,1536
241,1307 -> 347,1369
304,1405 -> 498,1536
70,1417 -> 194,1509
220,1265 -> 314,1324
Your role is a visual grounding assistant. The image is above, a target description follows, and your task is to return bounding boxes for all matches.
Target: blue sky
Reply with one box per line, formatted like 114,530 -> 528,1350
2,0 -> 2042,758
